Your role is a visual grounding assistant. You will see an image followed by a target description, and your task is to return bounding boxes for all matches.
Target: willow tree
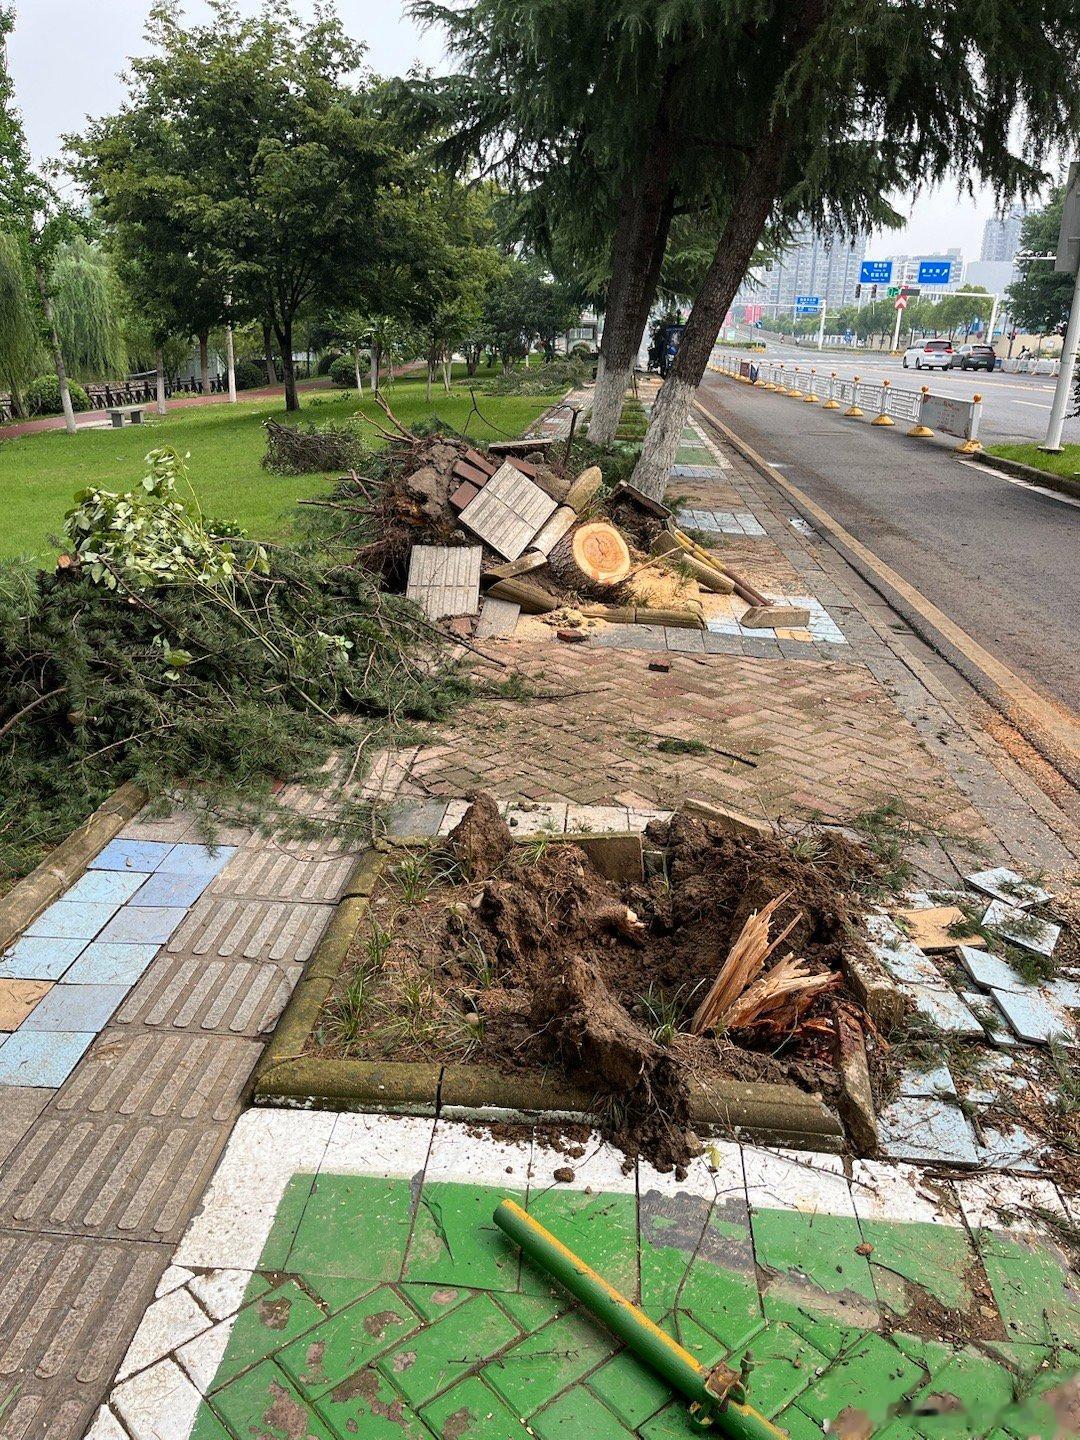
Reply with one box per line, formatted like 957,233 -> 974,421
48,237 -> 128,380
0,230 -> 41,415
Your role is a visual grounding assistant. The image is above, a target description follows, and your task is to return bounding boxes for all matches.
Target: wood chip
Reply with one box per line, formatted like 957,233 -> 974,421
892,905 -> 985,952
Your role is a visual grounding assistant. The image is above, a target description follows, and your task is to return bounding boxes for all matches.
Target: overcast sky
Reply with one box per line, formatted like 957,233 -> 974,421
6,0 -> 1047,263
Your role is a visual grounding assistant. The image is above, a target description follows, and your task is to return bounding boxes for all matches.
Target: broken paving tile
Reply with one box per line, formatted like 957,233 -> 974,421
973,1123 -> 1043,1173
898,1065 -> 957,1100
965,868 -> 1052,910
990,986 -> 1071,1045
982,901 -> 1060,958
866,916 -> 942,986
961,1054 -> 1023,1105
957,945 -> 1026,993
877,1096 -> 979,1167
893,905 -> 984,952
906,985 -> 984,1038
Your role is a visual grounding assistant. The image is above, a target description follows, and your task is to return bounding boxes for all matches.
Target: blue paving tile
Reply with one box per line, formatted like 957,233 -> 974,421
22,983 -> 129,1032
0,1029 -> 95,1087
130,871 -> 212,908
94,906 -> 185,946
63,870 -> 147,905
61,942 -> 160,987
157,843 -> 236,877
25,900 -> 118,941
0,937 -> 87,980
89,839 -> 176,873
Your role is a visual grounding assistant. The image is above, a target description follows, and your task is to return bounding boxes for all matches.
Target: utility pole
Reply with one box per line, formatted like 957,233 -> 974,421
816,305 -> 826,350
1042,161 -> 1080,452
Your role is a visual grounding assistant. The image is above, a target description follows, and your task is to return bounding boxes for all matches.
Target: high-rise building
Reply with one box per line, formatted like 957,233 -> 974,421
733,229 -> 869,313
981,207 -> 1025,263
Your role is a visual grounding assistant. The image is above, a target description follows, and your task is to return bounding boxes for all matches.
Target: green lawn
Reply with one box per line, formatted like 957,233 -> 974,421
986,441 -> 1080,481
0,374 -> 562,561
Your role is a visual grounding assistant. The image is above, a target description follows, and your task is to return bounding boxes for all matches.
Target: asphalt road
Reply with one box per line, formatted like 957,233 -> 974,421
698,371 -> 1080,714
733,337 -> 1077,447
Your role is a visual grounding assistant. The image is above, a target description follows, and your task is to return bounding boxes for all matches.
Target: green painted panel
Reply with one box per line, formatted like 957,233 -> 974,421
532,1383 -> 635,1438
524,1190 -> 639,1300
798,1333 -> 924,1429
861,1218 -> 979,1318
258,1172 -> 318,1270
422,1375 -> 534,1439
741,1321 -> 830,1419
483,1310 -> 617,1417
277,1285 -> 423,1397
313,1363 -> 432,1439
404,1181 -> 524,1291
288,1174 -> 415,1283
208,1280 -> 326,1391
587,1349 -> 671,1428
399,1282 -> 477,1322
211,1360 -> 338,1440
377,1292 -> 519,1408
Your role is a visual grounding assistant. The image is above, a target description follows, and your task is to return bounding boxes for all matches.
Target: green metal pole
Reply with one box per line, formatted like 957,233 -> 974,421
493,1199 -> 787,1438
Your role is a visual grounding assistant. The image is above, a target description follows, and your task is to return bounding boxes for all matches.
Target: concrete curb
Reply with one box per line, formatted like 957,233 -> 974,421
254,837 -> 848,1153
979,450 -> 1080,502
0,780 -> 147,954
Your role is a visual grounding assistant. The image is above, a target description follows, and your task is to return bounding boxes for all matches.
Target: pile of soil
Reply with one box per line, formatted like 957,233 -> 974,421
317,796 -> 881,1173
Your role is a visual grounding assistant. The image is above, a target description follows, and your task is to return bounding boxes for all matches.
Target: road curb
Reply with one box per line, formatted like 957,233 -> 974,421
0,780 -> 147,954
694,390 -> 1080,793
978,450 -> 1080,502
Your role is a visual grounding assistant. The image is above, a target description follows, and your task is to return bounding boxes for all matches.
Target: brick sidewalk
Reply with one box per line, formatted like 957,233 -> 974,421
0,383 -> 1076,1439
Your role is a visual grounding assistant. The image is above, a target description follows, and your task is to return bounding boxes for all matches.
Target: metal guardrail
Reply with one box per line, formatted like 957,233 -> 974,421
712,352 -> 983,449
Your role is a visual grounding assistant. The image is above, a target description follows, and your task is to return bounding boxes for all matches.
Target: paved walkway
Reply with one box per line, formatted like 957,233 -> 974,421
0,386 -> 1076,1438
91,1111 -> 1080,1439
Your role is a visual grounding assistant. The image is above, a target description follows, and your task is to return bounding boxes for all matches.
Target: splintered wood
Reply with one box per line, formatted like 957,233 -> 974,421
405,545 -> 482,620
689,891 -> 835,1036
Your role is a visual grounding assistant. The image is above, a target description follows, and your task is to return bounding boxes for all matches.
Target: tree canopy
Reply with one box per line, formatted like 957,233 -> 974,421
1006,191 -> 1076,335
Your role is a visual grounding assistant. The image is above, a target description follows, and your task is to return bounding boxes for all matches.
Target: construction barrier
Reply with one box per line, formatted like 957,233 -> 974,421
709,352 -> 983,452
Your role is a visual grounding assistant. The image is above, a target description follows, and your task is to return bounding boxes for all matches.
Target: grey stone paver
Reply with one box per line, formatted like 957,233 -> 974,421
113,954 -> 301,1035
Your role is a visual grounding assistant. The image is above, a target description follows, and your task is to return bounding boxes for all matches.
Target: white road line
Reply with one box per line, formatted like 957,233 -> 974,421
1011,398 -> 1052,409
959,459 -> 1080,508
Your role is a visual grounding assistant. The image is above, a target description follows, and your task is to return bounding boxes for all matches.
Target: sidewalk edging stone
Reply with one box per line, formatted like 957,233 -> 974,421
0,779 -> 147,953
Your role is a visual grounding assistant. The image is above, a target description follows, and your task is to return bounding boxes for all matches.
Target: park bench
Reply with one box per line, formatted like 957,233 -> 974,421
107,404 -> 145,428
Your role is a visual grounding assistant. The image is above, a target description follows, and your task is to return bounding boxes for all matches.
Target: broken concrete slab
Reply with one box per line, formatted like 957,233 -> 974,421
982,900 -> 1061,958
957,944 -> 1026,993
865,915 -> 942,985
474,597 -> 521,639
965,867 -> 1052,910
679,796 -> 772,839
898,1065 -> 957,1099
877,1095 -> 979,1167
458,462 -> 558,561
990,986 -> 1072,1045
906,984 -> 985,1038
406,545 -> 482,621
973,1122 -> 1043,1172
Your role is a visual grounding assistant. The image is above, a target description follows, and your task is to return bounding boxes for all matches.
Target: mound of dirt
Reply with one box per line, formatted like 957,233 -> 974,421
321,795 -> 882,1174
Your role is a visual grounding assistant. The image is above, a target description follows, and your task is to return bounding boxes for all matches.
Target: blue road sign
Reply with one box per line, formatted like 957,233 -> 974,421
918,259 -> 953,285
794,294 -> 821,316
859,260 -> 893,284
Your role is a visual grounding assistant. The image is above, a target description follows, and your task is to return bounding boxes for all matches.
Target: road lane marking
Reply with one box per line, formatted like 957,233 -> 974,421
959,460 -> 1080,508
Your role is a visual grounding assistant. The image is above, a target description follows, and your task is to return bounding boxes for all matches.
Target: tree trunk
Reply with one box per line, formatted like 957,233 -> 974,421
198,332 -> 209,394
225,323 -> 237,403
548,521 -> 632,594
588,98 -> 679,444
442,356 -> 451,393
631,123 -> 799,500
354,346 -> 364,391
35,266 -> 76,435
155,347 -> 167,416
263,323 -> 277,385
277,317 -> 299,411
371,341 -> 380,393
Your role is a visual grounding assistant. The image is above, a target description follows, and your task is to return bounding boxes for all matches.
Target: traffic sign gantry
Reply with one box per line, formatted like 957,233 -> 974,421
917,259 -> 953,286
859,259 -> 893,284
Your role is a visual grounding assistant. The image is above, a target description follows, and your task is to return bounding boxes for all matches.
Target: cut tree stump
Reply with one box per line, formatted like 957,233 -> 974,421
548,521 -> 631,594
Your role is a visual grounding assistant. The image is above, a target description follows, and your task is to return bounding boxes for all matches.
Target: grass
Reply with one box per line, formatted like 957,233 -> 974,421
986,441 -> 1080,481
0,372 -> 562,561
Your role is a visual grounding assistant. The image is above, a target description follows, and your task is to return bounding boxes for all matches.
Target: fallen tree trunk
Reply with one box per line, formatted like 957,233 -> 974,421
486,577 -> 559,613
650,533 -> 734,594
548,521 -> 632,594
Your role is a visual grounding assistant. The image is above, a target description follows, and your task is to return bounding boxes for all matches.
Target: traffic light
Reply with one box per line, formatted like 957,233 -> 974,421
854,284 -> 862,299
870,285 -> 878,299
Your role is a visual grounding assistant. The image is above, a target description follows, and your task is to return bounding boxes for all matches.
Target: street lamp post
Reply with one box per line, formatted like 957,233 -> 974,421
1040,161 -> 1080,453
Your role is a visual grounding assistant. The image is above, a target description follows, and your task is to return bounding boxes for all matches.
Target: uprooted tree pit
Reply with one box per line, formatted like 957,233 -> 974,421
314,795 -> 887,1173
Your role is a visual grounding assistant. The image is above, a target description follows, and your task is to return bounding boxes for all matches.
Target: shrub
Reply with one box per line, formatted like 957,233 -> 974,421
329,352 -> 369,388
475,355 -> 589,396
25,374 -> 91,416
316,350 -> 343,376
233,358 -> 265,391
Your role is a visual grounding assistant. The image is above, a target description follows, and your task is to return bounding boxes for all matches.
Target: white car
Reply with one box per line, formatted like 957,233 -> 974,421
903,340 -> 954,370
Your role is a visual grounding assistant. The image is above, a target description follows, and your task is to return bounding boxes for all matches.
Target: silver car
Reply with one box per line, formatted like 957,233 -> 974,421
903,340 -> 954,370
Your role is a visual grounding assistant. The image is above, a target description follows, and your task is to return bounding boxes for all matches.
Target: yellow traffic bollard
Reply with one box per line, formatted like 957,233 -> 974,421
844,376 -> 863,417
909,385 -> 934,437
821,372 -> 841,409
803,369 -> 818,402
956,394 -> 983,452
871,379 -> 895,425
